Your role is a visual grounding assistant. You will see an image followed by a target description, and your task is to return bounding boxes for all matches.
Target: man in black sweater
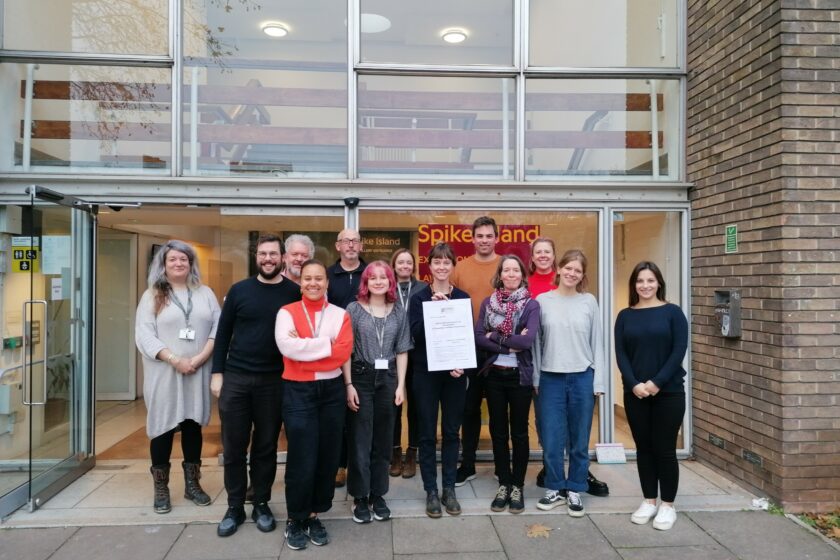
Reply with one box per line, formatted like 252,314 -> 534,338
211,234 -> 301,537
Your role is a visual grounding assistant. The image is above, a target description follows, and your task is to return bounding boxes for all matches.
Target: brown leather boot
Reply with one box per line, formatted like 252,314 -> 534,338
150,463 -> 171,514
402,447 -> 417,479
182,461 -> 212,506
389,447 -> 403,477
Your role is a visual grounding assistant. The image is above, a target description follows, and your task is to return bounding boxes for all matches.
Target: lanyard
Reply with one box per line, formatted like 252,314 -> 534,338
397,280 -> 412,311
302,299 -> 327,338
367,305 -> 387,359
169,287 -> 192,327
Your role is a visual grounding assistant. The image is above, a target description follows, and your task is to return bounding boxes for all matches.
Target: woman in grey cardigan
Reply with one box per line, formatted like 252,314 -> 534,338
135,240 -> 220,514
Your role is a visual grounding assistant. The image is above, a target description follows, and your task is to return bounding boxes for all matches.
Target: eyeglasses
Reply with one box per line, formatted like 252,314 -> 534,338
257,251 -> 281,259
338,238 -> 361,246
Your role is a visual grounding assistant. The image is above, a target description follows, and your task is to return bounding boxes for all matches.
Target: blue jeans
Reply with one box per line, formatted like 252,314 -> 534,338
538,368 -> 594,493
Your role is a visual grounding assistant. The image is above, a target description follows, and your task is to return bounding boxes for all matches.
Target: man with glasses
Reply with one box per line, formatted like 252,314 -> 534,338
211,234 -> 301,537
326,228 -> 366,487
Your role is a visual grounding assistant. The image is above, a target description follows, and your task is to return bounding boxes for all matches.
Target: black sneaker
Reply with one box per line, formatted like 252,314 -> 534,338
352,497 -> 372,524
586,470 -> 609,497
508,485 -> 525,514
426,490 -> 442,518
217,506 -> 246,537
567,491 -> 585,517
303,517 -> 329,546
536,466 -> 546,488
490,485 -> 510,512
441,487 -> 461,516
251,502 -> 276,533
284,519 -> 308,550
454,464 -> 476,487
536,489 -> 567,511
370,495 -> 391,521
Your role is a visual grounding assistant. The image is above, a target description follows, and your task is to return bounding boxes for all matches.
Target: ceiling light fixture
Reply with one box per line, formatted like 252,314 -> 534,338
441,28 -> 468,44
361,13 -> 391,34
261,22 -> 289,38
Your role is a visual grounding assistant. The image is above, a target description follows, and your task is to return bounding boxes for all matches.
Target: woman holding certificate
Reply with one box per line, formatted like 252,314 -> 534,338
344,261 -> 411,524
408,242 -> 471,519
534,249 -> 604,518
474,255 -> 540,514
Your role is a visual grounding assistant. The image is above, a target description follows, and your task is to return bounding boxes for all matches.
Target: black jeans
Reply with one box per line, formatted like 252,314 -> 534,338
347,362 -> 397,498
218,371 -> 284,506
624,391 -> 686,502
460,369 -> 486,467
484,367 -> 532,487
414,369 -> 466,492
150,419 -> 202,466
283,376 -> 346,521
393,358 -> 418,449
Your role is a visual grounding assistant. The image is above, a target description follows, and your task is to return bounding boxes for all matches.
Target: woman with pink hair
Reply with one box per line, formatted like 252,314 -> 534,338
343,261 -> 411,524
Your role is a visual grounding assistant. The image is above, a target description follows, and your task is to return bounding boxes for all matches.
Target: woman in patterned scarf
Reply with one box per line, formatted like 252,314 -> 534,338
474,254 -> 541,514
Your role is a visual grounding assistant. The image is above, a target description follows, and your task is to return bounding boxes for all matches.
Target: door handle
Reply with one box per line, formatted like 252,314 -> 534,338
22,299 -> 48,406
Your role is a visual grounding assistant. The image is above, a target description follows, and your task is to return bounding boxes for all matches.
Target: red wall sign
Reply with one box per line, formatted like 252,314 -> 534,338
417,224 -> 540,283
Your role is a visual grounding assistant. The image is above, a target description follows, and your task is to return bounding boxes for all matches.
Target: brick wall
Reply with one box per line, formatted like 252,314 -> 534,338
687,0 -> 839,513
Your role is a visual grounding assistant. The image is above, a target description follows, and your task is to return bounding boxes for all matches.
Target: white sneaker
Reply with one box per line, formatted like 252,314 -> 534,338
566,491 -> 585,518
652,504 -> 677,530
630,501 -> 658,525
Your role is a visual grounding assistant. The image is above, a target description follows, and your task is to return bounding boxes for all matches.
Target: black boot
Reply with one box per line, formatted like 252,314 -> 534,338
586,470 -> 609,497
150,463 -> 171,514
183,461 -> 212,506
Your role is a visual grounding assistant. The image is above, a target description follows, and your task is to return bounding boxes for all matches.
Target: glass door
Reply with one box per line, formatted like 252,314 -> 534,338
0,187 -> 95,517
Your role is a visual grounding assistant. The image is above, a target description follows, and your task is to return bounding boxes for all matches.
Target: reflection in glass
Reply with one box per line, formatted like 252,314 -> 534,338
611,211 -> 684,450
357,76 -> 515,178
360,0 -> 514,66
530,0 -> 679,68
525,79 -> 680,179
0,64 -> 171,174
2,0 -> 168,54
182,0 -> 347,176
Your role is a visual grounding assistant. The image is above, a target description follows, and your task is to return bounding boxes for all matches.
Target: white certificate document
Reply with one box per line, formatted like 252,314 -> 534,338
422,298 -> 477,371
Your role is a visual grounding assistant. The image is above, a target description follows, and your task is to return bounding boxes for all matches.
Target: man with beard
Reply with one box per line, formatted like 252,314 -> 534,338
282,234 -> 315,284
211,234 -> 301,537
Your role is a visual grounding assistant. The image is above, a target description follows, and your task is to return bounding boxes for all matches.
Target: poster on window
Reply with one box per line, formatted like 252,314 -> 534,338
416,224 -> 540,283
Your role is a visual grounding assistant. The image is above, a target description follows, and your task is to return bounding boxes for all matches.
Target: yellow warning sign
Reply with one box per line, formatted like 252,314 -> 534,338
11,237 -> 40,273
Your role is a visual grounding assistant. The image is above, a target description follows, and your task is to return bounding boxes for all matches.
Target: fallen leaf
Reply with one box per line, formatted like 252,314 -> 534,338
527,523 -> 551,539
832,526 -> 840,539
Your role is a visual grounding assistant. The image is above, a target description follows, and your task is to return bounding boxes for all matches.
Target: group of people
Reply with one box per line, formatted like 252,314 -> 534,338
134,215 -> 688,552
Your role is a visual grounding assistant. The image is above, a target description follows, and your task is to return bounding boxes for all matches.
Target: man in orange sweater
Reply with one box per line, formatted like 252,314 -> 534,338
449,216 -> 500,486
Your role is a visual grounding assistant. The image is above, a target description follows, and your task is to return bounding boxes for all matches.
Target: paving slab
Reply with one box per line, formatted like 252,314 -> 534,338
687,511 -> 840,560
617,544 -> 737,560
166,522 -> 284,560
392,516 -> 502,555
590,512 -> 715,548
50,524 -> 184,560
0,527 -> 77,560
491,514 -> 621,560
396,554 -> 508,560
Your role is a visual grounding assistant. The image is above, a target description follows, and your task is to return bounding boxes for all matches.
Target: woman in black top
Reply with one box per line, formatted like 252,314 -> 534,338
409,242 -> 471,519
614,261 -> 688,531
388,248 -> 428,478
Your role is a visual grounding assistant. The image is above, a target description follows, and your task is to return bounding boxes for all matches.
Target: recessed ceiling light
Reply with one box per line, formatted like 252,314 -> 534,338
361,13 -> 391,34
261,22 -> 289,38
441,28 -> 468,44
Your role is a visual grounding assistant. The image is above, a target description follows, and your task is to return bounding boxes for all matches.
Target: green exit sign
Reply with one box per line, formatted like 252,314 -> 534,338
725,224 -> 738,254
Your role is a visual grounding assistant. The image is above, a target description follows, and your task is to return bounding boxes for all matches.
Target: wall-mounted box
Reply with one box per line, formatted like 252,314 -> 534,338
714,289 -> 741,338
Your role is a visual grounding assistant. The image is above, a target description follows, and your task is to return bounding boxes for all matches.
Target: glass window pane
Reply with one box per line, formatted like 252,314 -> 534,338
357,76 -> 515,178
360,0 -> 514,66
182,0 -> 347,177
525,78 -> 680,180
359,208 -> 600,454
530,0 -> 679,68
611,211 -> 686,451
0,63 -> 171,174
2,0 -> 168,55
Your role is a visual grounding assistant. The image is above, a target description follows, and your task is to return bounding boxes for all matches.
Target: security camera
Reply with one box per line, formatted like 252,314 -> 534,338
343,197 -> 360,208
